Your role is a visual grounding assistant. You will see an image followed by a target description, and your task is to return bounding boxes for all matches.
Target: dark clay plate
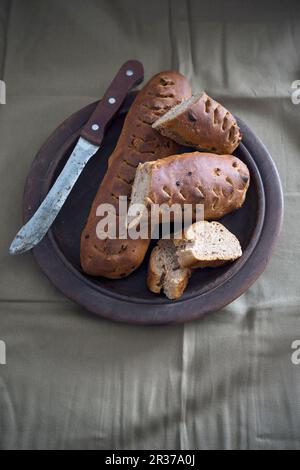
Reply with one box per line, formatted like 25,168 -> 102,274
23,92 -> 283,324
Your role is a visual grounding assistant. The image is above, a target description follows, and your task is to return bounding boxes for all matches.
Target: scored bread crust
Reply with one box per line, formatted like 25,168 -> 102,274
80,71 -> 192,279
130,152 -> 250,221
152,92 -> 242,154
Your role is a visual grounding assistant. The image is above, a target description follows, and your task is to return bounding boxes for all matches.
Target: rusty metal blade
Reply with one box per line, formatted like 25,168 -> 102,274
9,137 -> 99,255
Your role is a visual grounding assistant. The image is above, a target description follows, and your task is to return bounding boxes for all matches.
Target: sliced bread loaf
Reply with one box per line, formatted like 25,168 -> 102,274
129,152 -> 250,226
152,92 -> 241,155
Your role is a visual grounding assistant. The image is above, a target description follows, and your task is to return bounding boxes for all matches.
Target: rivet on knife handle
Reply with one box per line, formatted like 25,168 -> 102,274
81,60 -> 144,146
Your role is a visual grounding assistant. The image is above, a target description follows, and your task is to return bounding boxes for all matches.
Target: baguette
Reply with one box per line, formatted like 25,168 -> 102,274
80,71 -> 192,279
147,221 -> 242,300
152,92 -> 242,154
129,152 -> 250,222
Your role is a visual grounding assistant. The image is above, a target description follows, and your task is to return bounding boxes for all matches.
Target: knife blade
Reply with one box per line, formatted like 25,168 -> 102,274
9,60 -> 144,255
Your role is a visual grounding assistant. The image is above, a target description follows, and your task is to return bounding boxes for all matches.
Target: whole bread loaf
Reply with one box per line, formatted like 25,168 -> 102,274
152,92 -> 242,154
80,71 -> 192,279
129,152 -> 250,222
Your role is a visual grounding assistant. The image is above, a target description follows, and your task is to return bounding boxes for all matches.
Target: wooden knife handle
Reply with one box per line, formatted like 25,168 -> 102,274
81,60 -> 144,145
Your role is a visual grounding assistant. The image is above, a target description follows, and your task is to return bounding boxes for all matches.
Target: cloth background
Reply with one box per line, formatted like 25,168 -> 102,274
0,0 -> 300,450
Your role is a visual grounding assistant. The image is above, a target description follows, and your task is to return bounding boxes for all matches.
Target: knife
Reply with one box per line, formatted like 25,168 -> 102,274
9,60 -> 144,255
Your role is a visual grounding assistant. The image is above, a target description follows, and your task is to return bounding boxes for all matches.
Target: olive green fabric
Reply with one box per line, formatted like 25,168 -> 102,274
0,0 -> 300,450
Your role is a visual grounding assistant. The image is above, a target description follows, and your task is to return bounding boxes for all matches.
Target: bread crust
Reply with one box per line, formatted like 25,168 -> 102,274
176,253 -> 229,269
143,152 -> 250,220
147,245 -> 164,294
153,92 -> 242,154
80,71 -> 192,278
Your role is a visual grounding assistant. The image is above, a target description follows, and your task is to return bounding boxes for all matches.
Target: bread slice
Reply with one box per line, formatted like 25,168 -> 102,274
147,221 -> 242,300
174,221 -> 242,268
152,92 -> 242,155
147,240 -> 191,300
129,152 -> 250,227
